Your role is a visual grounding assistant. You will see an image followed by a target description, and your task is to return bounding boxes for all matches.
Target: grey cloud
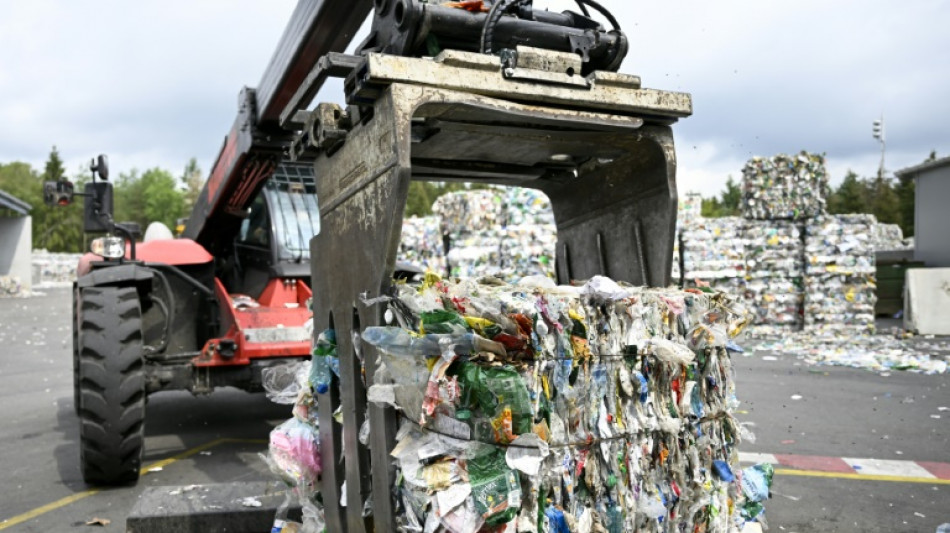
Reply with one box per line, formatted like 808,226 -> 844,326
1,0 -> 948,189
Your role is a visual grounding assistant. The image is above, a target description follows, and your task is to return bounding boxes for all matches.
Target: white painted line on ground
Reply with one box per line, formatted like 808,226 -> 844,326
738,452 -> 778,464
843,457 -> 936,479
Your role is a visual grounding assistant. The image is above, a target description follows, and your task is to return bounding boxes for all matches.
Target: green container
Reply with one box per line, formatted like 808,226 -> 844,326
874,257 -> 924,316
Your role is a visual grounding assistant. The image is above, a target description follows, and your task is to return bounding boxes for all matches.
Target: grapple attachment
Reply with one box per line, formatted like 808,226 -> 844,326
304,48 -> 691,532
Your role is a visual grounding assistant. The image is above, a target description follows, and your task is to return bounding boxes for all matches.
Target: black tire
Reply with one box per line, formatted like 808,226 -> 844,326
72,286 -> 80,415
77,286 -> 146,485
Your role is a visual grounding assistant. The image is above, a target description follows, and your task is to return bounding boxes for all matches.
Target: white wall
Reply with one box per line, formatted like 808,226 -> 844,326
0,215 -> 32,291
915,166 -> 950,267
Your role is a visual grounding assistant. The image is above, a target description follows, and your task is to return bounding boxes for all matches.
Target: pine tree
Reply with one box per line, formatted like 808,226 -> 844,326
36,146 -> 84,252
828,171 -> 867,214
43,146 -> 66,181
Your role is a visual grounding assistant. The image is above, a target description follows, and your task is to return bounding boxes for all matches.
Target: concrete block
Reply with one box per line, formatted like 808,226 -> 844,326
126,482 -> 301,533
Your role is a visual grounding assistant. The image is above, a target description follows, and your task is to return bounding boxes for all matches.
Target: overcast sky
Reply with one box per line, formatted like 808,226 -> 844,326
1,1 -> 947,197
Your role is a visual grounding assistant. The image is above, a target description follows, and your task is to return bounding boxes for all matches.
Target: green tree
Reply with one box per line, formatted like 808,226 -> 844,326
113,167 -> 186,230
180,158 -> 203,212
405,181 -> 434,217
0,161 -> 41,214
114,169 -> 146,229
718,175 -> 741,215
44,145 -> 65,181
827,171 -> 867,214
700,196 -> 723,217
115,168 -> 185,231
142,168 -> 186,229
698,176 -> 740,218
866,175 -> 899,225
34,147 -> 86,252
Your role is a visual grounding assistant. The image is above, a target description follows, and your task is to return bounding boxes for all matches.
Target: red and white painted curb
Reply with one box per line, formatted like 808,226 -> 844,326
739,452 -> 950,480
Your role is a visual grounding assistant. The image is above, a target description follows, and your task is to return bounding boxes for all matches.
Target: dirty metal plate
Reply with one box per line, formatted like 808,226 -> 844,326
356,52 -> 692,119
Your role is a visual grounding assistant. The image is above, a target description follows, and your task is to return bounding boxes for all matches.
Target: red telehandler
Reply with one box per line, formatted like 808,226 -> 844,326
47,2 -> 691,531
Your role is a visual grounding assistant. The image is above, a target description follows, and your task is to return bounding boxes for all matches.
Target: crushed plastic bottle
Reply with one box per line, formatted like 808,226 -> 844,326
310,329 -> 336,394
361,327 -> 505,358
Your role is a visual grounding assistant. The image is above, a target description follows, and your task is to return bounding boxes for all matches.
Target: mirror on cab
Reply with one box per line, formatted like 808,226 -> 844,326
91,154 -> 109,181
44,180 -> 75,206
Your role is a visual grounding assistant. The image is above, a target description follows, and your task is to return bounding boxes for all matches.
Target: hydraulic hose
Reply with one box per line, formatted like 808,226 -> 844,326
143,266 -> 175,356
575,0 -> 620,31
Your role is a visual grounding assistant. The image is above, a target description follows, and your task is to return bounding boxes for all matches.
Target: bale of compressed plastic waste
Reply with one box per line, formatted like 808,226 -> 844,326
681,217 -> 748,296
742,220 -> 805,334
870,223 -> 912,252
431,188 -> 556,282
360,275 -> 770,532
671,193 -> 705,283
400,216 -> 447,275
741,152 -> 829,220
804,214 -> 877,334
31,250 -> 81,287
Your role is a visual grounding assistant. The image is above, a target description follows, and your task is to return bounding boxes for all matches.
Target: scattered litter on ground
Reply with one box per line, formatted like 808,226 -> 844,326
241,497 -> 263,508
84,517 -> 111,526
168,485 -> 199,496
749,331 -> 950,374
0,276 -> 29,298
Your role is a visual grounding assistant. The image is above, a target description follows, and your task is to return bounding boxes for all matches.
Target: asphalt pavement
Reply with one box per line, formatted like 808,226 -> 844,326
0,287 -> 947,532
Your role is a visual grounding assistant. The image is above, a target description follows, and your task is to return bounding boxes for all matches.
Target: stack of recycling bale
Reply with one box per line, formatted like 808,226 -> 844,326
741,152 -> 829,220
433,190 -> 506,279
742,221 -> 805,335
737,152 -> 827,332
672,193 -> 705,282
804,214 -> 877,333
31,250 -> 82,287
400,216 -> 447,275
362,276 -> 770,532
498,188 -> 557,280
432,188 -> 556,282
679,217 -> 747,294
680,151 -> 879,335
870,223 -> 912,251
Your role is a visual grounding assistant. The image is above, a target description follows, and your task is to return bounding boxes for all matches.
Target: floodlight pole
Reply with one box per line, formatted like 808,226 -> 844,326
872,115 -> 886,179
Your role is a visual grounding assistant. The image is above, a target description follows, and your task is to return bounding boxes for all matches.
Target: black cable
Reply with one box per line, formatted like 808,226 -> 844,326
573,0 -> 590,17
576,0 -> 620,31
480,0 -> 512,54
